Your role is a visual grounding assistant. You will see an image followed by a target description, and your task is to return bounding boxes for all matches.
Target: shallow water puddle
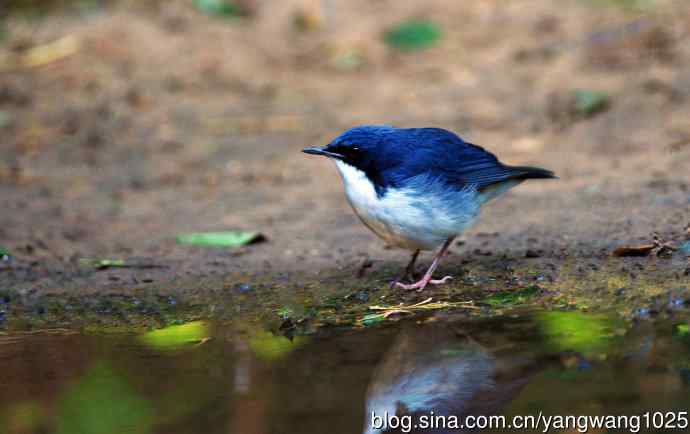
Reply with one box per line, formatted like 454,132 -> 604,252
1,311 -> 690,434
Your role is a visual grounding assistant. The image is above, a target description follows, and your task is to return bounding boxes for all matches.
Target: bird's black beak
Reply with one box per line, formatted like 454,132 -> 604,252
302,146 -> 343,159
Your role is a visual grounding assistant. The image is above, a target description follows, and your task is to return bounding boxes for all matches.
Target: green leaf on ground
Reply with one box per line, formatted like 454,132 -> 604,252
584,0 -> 655,10
138,321 -> 209,350
384,20 -> 442,52
176,231 -> 265,248
332,49 -> 365,71
675,323 -> 689,337
361,313 -> 387,327
193,0 -> 246,18
574,90 -> 610,116
78,258 -> 163,270
484,286 -> 541,307
87,259 -> 126,269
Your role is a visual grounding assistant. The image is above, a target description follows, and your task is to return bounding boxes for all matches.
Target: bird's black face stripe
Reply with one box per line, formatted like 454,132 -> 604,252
304,143 -> 366,166
324,144 -> 362,164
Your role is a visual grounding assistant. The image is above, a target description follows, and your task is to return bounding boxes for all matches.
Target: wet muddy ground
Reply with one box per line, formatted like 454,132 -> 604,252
0,0 -> 689,331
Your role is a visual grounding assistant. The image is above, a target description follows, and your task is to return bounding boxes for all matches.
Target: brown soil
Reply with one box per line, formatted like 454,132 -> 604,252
0,0 -> 689,328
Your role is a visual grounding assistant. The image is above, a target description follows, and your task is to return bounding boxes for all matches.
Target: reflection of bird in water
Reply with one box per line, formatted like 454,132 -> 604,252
363,324 -> 537,434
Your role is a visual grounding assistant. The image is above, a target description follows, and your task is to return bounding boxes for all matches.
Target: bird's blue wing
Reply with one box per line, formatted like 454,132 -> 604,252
380,128 -> 553,191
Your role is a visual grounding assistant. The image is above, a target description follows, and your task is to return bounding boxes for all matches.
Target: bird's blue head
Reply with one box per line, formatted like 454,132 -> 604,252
303,125 -> 400,182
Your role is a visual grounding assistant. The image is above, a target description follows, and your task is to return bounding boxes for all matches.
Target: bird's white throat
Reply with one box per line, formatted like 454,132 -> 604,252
334,160 -> 379,210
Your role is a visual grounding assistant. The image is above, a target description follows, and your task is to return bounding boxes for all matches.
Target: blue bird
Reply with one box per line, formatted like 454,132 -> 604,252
303,126 -> 555,291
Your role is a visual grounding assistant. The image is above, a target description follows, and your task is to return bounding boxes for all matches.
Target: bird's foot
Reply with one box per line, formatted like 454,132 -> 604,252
394,275 -> 453,292
388,273 -> 417,289
388,272 -> 423,289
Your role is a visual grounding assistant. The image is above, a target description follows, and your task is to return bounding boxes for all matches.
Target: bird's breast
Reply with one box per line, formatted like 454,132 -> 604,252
333,161 -> 481,250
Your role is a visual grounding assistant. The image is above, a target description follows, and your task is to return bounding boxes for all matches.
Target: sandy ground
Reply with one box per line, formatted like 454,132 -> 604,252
0,0 -> 689,320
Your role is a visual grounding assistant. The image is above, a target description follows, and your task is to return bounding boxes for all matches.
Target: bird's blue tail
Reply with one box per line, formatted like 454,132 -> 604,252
477,166 -> 556,203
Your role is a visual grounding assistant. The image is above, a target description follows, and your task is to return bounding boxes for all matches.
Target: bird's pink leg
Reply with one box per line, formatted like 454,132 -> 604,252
389,250 -> 420,288
395,237 -> 455,291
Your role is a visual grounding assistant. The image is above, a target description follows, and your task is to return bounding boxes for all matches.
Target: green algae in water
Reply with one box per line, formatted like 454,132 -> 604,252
248,330 -> 308,361
1,401 -> 45,433
138,321 -> 209,350
56,362 -> 152,434
673,323 -> 690,349
536,311 -> 621,354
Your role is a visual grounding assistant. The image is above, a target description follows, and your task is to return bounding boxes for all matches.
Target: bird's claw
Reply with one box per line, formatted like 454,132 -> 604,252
389,275 -> 410,289
394,275 -> 453,291
430,275 -> 453,285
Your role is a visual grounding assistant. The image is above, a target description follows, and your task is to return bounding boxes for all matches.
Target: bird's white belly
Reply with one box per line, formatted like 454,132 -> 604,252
334,161 -> 480,251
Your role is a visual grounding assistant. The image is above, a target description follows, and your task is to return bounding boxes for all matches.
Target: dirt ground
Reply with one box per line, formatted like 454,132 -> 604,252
1,0 -> 689,329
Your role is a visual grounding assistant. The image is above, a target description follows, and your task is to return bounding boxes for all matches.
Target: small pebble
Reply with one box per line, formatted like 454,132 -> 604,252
525,249 -> 542,258
634,307 -> 650,318
577,359 -> 591,371
668,298 -> 684,308
235,283 -> 252,293
356,291 -> 369,303
680,241 -> 690,255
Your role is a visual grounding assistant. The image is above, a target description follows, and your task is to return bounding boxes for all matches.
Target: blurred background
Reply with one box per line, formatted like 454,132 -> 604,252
2,4 -> 690,432
1,0 -> 689,289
